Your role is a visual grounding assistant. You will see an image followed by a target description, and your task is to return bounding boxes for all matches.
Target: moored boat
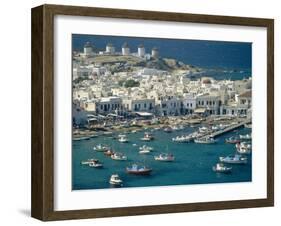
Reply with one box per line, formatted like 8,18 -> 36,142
81,158 -> 99,165
194,137 -> 217,144
139,145 -> 153,151
225,137 -> 241,144
93,144 -> 109,152
239,133 -> 252,140
109,174 -> 123,186
89,161 -> 103,168
140,132 -> 154,141
111,152 -> 128,161
118,135 -> 129,143
219,154 -> 247,164
212,163 -> 232,173
236,142 -> 251,154
172,135 -> 192,143
126,164 -> 152,175
154,153 -> 175,162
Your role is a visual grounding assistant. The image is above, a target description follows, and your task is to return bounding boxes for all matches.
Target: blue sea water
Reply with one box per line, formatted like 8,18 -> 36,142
72,34 -> 252,80
72,127 -> 252,190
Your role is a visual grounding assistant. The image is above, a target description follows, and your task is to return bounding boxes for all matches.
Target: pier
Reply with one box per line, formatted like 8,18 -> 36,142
199,118 -> 251,139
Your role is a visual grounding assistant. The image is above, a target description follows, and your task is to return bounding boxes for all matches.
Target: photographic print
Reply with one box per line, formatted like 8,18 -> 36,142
72,34 -> 252,190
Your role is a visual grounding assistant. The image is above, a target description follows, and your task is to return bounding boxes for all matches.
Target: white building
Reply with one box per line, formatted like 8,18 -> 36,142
123,98 -> 155,113
73,66 -> 92,80
195,93 -> 221,115
106,43 -> 115,54
155,95 -> 182,116
122,42 -> 130,55
138,44 -> 145,57
83,42 -> 93,57
84,97 -> 122,115
182,94 -> 196,114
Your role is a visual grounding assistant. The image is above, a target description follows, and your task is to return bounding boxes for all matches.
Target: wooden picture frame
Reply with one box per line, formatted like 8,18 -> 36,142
31,4 -> 274,221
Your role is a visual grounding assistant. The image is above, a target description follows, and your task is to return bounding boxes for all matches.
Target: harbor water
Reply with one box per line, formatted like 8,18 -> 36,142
72,126 -> 252,190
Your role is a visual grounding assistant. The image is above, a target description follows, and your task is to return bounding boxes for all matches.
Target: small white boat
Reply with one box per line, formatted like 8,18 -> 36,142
154,153 -> 175,162
111,152 -> 127,161
140,132 -> 154,141
236,142 -> 251,154
212,163 -> 232,173
239,134 -> 252,140
132,143 -> 137,146
139,145 -> 153,151
172,135 -> 192,143
109,174 -> 123,186
194,137 -> 217,144
93,144 -> 109,152
118,135 -> 129,143
81,158 -> 99,165
225,137 -> 241,144
89,161 -> 103,168
219,154 -> 247,164
131,130 -> 138,133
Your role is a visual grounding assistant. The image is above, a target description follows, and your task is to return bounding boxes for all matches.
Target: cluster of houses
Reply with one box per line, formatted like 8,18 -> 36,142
72,42 -> 252,126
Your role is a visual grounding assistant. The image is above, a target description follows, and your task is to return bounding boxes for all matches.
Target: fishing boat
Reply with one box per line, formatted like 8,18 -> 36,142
118,135 -> 129,143
89,161 -> 103,168
194,137 -> 217,144
236,142 -> 251,149
154,153 -> 175,162
139,145 -> 153,151
140,132 -> 154,141
239,134 -> 252,140
237,146 -> 251,154
219,154 -> 247,164
131,130 -> 137,133
109,174 -> 123,186
93,144 -> 109,152
225,137 -> 241,144
111,152 -> 127,161
212,163 -> 232,173
126,164 -> 152,175
172,135 -> 192,143
81,158 -> 99,165
236,142 -> 251,154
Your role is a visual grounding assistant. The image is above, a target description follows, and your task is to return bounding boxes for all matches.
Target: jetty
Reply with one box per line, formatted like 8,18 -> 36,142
200,118 -> 251,139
